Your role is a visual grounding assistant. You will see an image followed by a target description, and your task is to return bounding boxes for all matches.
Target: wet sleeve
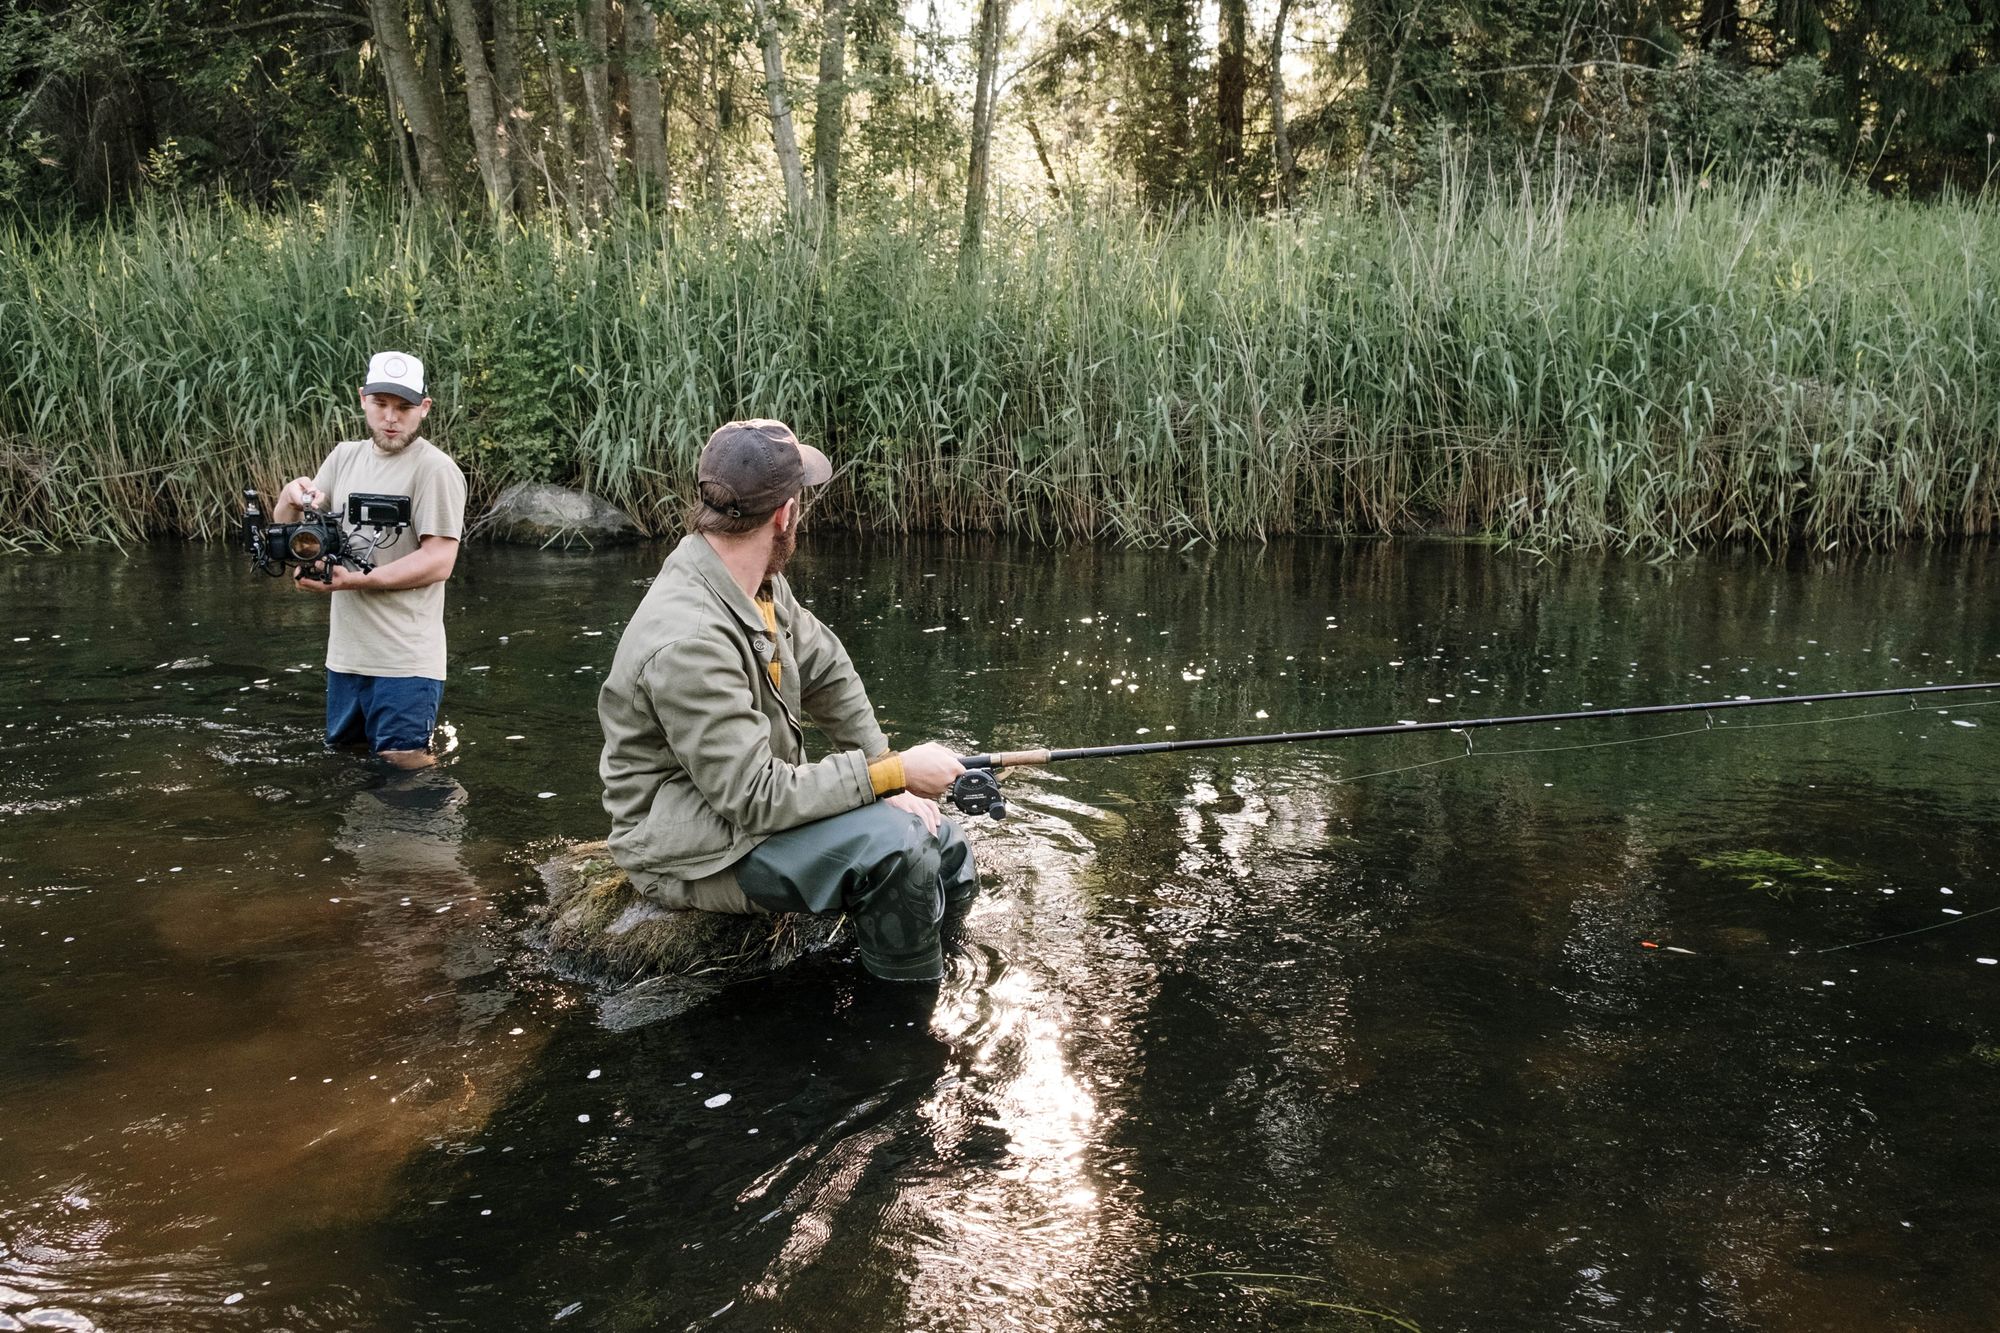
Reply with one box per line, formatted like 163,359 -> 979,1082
645,631 -> 874,836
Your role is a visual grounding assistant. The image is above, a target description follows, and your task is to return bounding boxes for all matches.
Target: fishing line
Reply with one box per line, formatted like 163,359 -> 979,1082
958,681 -> 2000,778
1324,751 -> 1475,786
1816,902 -> 2000,953
963,688 -> 2000,961
1473,695 -> 2000,761
1030,697 -> 1998,811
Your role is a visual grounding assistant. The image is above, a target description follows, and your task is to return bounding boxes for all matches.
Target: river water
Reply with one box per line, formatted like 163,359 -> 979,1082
3,538 -> 1998,1332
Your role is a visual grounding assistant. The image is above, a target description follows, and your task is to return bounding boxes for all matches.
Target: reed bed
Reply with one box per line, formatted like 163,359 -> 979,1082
2,168 -> 1995,555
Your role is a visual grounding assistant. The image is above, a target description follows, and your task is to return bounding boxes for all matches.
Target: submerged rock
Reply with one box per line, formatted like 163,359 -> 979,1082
532,841 -> 845,985
473,483 -> 645,548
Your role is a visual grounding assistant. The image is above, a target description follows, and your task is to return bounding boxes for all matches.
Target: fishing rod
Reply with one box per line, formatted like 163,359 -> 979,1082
943,680 -> 2000,819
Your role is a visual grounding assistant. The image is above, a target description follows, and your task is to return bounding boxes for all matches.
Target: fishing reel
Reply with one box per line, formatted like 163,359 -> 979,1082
947,768 -> 1007,820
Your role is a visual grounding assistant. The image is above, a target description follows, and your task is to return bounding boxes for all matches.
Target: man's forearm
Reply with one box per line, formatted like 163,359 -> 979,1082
355,541 -> 456,590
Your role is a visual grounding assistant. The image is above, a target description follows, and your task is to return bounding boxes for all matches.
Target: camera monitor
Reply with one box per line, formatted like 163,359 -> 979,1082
348,493 -> 413,529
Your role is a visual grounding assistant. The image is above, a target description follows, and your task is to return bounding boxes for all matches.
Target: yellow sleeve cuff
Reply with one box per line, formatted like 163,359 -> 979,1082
868,752 -> 907,797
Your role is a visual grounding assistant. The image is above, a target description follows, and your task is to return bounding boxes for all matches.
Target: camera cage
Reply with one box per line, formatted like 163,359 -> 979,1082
242,486 -> 413,581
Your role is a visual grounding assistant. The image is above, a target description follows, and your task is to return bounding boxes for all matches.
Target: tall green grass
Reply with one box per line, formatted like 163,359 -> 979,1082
2,167 -> 1996,554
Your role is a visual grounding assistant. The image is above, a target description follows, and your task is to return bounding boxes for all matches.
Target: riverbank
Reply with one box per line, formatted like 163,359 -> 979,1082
4,170 -> 1996,554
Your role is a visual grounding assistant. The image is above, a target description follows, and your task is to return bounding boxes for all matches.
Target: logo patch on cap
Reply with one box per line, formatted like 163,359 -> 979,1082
384,356 -> 409,378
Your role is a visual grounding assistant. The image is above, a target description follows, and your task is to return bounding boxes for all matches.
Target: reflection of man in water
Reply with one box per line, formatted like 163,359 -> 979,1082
598,420 -> 978,982
270,352 -> 467,768
337,768 -> 504,993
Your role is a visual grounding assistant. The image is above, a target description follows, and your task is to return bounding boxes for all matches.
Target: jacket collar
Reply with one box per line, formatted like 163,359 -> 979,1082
673,532 -> 775,638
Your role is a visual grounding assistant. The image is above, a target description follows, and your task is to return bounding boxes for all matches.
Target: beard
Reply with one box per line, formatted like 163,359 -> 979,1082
371,428 -> 414,454
763,520 -> 797,584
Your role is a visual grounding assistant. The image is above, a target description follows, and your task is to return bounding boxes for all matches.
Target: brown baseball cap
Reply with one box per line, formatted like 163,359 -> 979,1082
696,419 -> 832,518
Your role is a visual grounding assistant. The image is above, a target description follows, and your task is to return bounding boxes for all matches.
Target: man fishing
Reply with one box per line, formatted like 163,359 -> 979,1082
597,419 -> 978,983
269,351 -> 467,768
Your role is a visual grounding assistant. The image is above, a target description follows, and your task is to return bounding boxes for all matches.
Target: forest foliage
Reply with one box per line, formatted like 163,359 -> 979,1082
3,0 -> 1996,229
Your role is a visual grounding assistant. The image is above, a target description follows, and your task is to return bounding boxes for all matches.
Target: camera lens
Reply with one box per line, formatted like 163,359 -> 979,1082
289,529 -> 324,560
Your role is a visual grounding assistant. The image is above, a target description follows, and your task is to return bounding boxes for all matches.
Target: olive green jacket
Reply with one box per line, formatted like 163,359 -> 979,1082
598,533 -> 890,892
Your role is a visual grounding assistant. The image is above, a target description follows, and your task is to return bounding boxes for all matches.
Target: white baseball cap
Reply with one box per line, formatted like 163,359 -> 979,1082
361,351 -> 426,403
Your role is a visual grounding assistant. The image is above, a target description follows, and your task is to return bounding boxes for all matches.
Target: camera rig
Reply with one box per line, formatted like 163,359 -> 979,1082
242,488 -> 412,582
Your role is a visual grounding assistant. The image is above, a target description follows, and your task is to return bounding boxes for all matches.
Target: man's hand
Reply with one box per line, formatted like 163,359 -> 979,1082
899,741 -> 964,799
292,562 -> 372,593
292,537 -> 456,594
273,477 -> 323,522
884,790 -> 941,835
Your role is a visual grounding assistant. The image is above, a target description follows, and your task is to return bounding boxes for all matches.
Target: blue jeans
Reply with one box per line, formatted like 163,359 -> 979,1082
325,670 -> 444,753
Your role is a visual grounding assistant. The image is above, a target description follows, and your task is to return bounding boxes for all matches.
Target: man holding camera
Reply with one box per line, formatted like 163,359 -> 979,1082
271,352 -> 467,768
598,419 -> 979,983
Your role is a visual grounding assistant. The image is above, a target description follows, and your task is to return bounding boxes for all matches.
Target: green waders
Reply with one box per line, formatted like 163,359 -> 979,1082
736,805 -> 979,982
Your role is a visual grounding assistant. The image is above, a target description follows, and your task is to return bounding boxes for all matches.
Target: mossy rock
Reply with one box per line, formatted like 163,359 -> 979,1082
472,483 -> 645,547
533,840 -> 846,985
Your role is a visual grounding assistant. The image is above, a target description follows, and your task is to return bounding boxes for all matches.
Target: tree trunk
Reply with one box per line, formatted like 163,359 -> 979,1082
748,0 -> 808,218
1530,2 -> 1582,157
576,0 -> 620,203
1267,0 -> 1292,202
959,0 -> 1006,276
625,1 -> 670,191
706,35 -> 729,207
1698,0 -> 1741,51
491,0 -> 531,206
1216,0 -> 1247,191
423,0 -> 452,99
811,0 -> 847,226
1025,114 -> 1062,199
1160,0 -> 1196,200
444,0 -> 515,216
367,0 -> 454,199
1357,0 -> 1421,181
543,19 -> 586,217
378,60 -> 422,199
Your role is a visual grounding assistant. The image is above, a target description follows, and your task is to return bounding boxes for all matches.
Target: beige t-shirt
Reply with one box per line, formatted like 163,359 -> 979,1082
311,436 -> 467,680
